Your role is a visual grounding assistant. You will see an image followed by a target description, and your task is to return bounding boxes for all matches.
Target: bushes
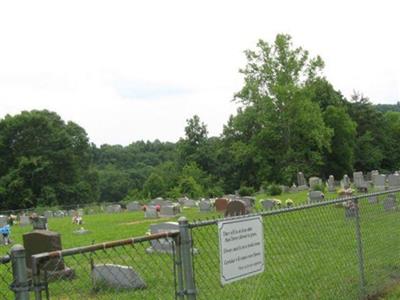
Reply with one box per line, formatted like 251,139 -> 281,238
239,186 -> 255,196
268,184 -> 282,196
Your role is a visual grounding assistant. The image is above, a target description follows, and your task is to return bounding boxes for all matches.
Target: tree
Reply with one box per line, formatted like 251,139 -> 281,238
227,34 -> 332,186
0,110 -> 95,209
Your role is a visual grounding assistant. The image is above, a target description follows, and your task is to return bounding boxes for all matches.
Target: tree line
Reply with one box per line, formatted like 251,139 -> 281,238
1,34 -> 399,210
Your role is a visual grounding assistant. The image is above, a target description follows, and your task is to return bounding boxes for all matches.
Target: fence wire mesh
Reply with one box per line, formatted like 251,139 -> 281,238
0,255 -> 12,300
189,189 -> 400,299
31,233 -> 180,300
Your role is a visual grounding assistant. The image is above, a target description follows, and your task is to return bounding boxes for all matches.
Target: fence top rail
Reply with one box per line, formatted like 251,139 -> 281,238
189,188 -> 400,228
0,255 -> 10,264
31,230 -> 179,264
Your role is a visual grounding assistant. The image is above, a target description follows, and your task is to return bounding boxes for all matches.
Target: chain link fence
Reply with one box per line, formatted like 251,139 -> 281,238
0,255 -> 12,300
189,189 -> 400,299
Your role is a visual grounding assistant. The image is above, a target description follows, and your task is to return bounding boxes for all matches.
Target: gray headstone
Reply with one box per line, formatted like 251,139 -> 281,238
289,184 -> 298,193
328,175 -> 335,193
199,200 -> 213,212
261,199 -> 276,210
388,174 -> 400,188
146,222 -> 179,253
44,211 -> 53,218
32,216 -> 48,230
127,201 -> 141,212
144,206 -> 159,219
241,196 -> 256,208
383,194 -> 397,211
92,264 -> 146,290
106,205 -> 121,213
159,204 -> 180,217
0,215 -> 7,227
19,215 -> 30,226
353,172 -> 366,188
373,174 -> 386,190
53,210 -> 65,218
341,174 -> 351,189
297,172 -> 306,186
309,177 -> 322,190
183,199 -> 197,208
308,191 -> 324,203
368,196 -> 378,204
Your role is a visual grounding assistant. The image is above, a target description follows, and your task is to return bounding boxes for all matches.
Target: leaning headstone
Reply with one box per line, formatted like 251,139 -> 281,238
225,200 -> 247,217
23,230 -> 74,279
146,222 -> 179,253
19,215 -> 31,226
297,172 -> 308,191
260,199 -> 276,210
127,201 -> 141,212
388,174 -> 400,189
373,174 -> 386,191
144,206 -> 159,219
159,204 -> 180,217
308,191 -> 324,203
199,200 -> 213,212
327,175 -> 336,193
32,216 -> 48,230
309,177 -> 322,190
215,198 -> 229,213
383,194 -> 397,211
92,264 -> 146,290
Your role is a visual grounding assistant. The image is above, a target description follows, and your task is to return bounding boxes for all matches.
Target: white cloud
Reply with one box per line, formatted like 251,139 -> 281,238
0,0 -> 398,145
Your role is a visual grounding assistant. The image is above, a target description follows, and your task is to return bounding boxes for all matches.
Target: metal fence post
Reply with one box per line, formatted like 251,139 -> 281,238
10,244 -> 30,300
178,216 -> 196,300
354,199 -> 366,299
174,235 -> 185,300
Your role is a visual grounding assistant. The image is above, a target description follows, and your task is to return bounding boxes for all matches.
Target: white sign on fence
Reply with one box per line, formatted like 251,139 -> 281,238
218,215 -> 264,285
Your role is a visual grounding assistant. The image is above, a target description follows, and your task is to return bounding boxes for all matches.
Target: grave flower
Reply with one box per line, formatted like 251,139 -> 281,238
285,199 -> 294,207
273,199 -> 281,207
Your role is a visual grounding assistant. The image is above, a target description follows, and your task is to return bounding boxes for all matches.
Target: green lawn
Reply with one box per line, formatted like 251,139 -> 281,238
1,189 -> 400,299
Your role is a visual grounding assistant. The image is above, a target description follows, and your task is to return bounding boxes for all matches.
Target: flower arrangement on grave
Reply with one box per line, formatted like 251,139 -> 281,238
273,199 -> 281,207
285,199 -> 294,207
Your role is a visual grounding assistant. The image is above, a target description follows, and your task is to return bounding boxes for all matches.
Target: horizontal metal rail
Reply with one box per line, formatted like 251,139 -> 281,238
189,188 -> 400,228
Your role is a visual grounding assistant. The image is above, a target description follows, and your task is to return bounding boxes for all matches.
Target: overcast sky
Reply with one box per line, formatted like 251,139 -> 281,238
0,0 -> 399,146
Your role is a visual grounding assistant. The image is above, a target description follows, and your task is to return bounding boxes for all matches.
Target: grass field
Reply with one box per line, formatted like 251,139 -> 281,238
1,189 -> 400,299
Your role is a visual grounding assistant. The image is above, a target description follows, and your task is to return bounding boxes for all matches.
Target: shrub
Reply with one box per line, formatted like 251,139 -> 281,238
239,186 -> 255,196
268,184 -> 282,196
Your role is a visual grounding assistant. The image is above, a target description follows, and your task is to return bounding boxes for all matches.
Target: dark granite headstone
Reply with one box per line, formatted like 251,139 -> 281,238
225,200 -> 247,217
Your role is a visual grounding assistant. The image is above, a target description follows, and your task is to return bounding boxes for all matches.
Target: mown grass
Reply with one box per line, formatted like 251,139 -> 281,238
1,189 -> 400,299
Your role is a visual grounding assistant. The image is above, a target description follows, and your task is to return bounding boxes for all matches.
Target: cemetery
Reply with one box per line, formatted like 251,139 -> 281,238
1,171 -> 400,299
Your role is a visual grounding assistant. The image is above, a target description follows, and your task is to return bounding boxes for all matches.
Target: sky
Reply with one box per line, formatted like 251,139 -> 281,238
0,0 -> 399,146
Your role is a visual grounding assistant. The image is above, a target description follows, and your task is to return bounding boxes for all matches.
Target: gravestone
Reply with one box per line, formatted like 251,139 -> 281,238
353,172 -> 366,189
308,191 -> 324,203
327,175 -> 335,193
373,174 -> 386,191
260,199 -> 276,210
106,204 -> 121,213
280,185 -> 290,193
225,200 -> 247,217
215,198 -> 229,213
341,175 -> 351,189
0,215 -> 7,227
309,177 -> 322,190
297,172 -> 308,191
19,215 -> 30,226
289,184 -> 298,193
53,210 -> 65,218
144,206 -> 159,219
127,201 -> 141,212
44,211 -> 53,218
183,199 -> 197,208
388,174 -> 400,188
32,216 -> 48,230
383,194 -> 397,211
368,196 -> 378,204
199,200 -> 213,212
23,230 -> 74,279
146,222 -> 179,253
241,196 -> 255,208
149,198 -> 166,206
92,264 -> 146,290
77,209 -> 84,216
159,204 -> 180,217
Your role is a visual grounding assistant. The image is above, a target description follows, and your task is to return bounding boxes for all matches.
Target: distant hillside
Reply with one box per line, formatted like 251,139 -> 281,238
374,102 -> 400,113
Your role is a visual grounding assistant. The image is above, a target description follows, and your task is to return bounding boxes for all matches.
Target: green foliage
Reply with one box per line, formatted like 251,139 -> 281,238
178,176 -> 203,199
268,184 -> 282,196
312,183 -> 326,193
238,186 -> 255,196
